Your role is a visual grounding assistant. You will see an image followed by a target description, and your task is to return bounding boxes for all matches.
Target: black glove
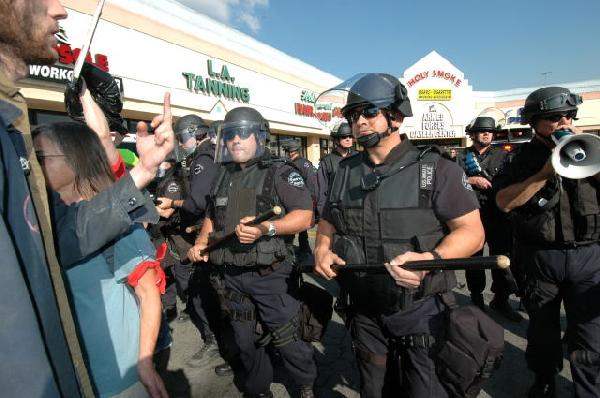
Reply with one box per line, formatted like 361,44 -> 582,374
64,62 -> 127,141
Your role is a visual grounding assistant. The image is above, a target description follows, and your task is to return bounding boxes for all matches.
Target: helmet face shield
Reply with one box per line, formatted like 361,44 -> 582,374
315,73 -> 410,132
214,120 -> 267,163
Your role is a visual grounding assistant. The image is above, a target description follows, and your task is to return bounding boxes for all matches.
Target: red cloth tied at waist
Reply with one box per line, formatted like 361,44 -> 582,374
127,243 -> 167,294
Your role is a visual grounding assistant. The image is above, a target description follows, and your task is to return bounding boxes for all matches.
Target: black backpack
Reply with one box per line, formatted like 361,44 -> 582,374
435,293 -> 505,398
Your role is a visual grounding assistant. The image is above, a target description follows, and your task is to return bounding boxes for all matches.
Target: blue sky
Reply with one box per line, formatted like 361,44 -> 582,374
176,0 -> 600,90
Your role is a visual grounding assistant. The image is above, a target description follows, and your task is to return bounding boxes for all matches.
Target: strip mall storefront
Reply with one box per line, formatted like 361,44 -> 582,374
19,0 -> 340,165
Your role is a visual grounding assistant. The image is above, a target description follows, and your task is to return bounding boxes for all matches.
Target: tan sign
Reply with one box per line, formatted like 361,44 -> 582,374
418,89 -> 451,101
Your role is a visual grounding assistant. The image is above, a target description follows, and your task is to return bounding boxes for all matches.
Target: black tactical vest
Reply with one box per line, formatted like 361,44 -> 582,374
328,146 -> 456,315
209,158 -> 291,267
510,139 -> 600,246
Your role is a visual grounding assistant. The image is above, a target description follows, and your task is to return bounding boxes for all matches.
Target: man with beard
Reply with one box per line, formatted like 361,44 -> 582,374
316,122 -> 356,216
188,107 -> 317,398
0,1 -> 175,396
458,117 -> 522,321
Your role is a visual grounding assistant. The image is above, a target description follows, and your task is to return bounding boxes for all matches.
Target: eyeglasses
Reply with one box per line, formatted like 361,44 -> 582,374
539,111 -> 577,123
222,127 -> 254,142
345,106 -> 381,124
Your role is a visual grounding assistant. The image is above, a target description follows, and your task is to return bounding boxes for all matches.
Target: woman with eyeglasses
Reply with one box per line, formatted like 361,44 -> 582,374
32,82 -> 172,398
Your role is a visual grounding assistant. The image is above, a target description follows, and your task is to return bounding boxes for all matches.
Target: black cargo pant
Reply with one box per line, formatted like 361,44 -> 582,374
349,295 -> 449,398
188,264 -> 222,341
522,243 -> 600,398
466,210 -> 515,300
223,261 -> 317,396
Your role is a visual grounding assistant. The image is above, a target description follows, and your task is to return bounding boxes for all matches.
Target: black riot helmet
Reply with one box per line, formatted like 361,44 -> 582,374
521,87 -> 582,125
330,122 -> 353,139
283,140 -> 301,153
465,116 -> 500,134
174,114 -> 208,144
216,107 -> 270,163
342,73 -> 413,120
316,73 -> 412,148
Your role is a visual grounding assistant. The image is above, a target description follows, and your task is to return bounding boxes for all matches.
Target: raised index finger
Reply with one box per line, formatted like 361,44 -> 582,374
162,92 -> 172,123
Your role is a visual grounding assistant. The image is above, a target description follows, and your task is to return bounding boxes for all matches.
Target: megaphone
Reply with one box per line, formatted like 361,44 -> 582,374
551,130 -> 600,179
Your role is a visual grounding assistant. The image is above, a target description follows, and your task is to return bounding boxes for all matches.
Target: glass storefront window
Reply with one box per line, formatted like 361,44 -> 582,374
29,109 -> 72,128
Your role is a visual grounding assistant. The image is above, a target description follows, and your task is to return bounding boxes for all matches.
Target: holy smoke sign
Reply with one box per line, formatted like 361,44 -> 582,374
182,60 -> 251,103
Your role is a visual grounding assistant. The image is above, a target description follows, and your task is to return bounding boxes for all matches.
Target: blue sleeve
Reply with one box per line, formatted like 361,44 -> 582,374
52,174 -> 159,268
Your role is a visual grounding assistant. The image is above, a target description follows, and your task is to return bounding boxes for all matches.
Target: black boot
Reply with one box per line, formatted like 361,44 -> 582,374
214,362 -> 233,377
528,374 -> 556,398
186,336 -> 220,367
490,296 -> 523,322
471,293 -> 486,312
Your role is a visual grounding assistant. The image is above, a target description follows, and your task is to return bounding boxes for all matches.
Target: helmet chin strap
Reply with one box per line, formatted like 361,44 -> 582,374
357,112 -> 399,148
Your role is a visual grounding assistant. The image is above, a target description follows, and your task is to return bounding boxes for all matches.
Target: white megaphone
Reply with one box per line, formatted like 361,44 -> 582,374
551,129 -> 600,179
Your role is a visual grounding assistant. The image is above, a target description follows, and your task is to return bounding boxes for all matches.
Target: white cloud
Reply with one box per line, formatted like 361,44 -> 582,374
173,0 -> 267,33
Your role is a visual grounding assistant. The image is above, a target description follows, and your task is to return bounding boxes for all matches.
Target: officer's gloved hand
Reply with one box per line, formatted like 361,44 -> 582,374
314,248 -> 346,280
385,251 -> 433,289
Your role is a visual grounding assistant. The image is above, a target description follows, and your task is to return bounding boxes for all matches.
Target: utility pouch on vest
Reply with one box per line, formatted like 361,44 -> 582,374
435,293 -> 504,398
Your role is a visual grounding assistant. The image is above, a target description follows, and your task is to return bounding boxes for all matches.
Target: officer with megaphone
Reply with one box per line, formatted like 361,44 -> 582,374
495,87 -> 600,398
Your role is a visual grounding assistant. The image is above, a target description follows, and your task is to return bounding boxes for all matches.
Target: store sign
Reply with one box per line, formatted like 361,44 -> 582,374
294,89 -> 332,121
27,43 -> 121,89
55,43 -> 109,71
408,103 -> 458,139
406,70 -> 462,88
418,89 -> 451,101
28,64 -> 123,91
182,59 -> 251,103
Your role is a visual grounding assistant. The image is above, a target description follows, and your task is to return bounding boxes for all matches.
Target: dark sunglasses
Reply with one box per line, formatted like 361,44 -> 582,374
222,127 -> 254,142
539,111 -> 577,123
346,106 -> 381,123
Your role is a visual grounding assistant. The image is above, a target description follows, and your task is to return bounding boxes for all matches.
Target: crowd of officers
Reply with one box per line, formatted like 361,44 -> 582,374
145,74 -> 599,398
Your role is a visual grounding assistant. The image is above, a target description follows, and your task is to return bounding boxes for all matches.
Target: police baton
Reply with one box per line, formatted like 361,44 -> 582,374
199,206 -> 282,256
301,255 -> 510,273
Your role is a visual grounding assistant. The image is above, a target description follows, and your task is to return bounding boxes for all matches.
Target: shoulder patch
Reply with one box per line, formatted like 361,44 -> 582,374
193,163 -> 205,175
287,171 -> 305,188
167,182 -> 180,193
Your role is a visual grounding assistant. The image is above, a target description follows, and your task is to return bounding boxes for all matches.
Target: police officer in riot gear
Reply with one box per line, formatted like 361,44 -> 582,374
282,140 -> 318,257
314,73 -> 484,397
495,87 -> 599,398
151,155 -> 188,321
316,122 -> 357,216
158,115 -> 222,365
188,107 -> 317,398
459,117 -> 522,321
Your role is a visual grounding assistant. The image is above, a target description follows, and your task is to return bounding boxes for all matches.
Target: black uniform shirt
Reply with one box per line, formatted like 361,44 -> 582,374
207,162 -> 313,219
182,141 -> 219,218
291,156 -> 318,200
322,140 -> 479,225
